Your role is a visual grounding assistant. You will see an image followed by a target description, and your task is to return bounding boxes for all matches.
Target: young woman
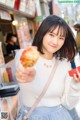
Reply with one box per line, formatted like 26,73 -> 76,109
15,15 -> 80,120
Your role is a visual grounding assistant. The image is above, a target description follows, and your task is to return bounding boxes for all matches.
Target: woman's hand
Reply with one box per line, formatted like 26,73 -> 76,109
15,64 -> 36,83
73,68 -> 80,82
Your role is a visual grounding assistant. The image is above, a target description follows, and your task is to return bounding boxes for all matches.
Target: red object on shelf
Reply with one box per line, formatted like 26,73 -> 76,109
14,0 -> 20,10
68,66 -> 80,77
6,67 -> 13,82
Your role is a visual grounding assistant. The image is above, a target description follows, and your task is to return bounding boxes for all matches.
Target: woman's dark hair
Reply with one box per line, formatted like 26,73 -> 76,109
32,15 -> 78,61
6,33 -> 16,43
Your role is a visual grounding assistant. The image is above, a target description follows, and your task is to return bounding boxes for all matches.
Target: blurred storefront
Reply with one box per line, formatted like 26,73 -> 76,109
0,0 -> 36,64
40,0 -> 50,17
34,0 -> 50,31
0,0 -> 37,88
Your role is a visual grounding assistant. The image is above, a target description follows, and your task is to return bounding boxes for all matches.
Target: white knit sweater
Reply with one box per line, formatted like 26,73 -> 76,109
15,49 -> 80,109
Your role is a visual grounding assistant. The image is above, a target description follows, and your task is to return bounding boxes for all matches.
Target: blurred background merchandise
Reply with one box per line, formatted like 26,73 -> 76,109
48,0 -> 80,26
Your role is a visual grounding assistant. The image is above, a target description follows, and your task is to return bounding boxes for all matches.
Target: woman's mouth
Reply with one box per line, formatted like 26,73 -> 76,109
50,44 -> 57,48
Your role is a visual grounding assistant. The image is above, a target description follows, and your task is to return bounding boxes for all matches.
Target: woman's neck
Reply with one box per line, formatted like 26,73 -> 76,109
40,53 -> 53,60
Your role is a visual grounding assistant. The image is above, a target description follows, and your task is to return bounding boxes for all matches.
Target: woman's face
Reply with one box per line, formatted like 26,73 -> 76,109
12,36 -> 17,43
42,26 -> 65,59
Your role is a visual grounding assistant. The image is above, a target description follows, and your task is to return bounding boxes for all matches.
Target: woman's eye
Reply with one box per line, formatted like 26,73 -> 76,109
59,37 -> 64,40
49,33 -> 54,37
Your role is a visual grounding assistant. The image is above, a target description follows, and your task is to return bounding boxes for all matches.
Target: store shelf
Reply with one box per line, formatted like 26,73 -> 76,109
0,3 -> 35,19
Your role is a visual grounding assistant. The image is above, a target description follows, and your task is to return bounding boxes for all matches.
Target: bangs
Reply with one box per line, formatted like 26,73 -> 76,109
48,24 -> 66,37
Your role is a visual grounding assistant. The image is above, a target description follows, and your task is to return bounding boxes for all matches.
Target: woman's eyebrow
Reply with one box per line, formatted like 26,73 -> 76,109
60,35 -> 65,37
50,31 -> 65,38
50,32 -> 64,37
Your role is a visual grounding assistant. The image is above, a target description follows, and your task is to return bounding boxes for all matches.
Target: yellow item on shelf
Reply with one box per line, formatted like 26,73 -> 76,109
3,71 -> 9,83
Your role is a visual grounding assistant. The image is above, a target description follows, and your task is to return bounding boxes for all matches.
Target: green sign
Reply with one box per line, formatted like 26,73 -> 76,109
36,16 -> 43,22
58,0 -> 80,3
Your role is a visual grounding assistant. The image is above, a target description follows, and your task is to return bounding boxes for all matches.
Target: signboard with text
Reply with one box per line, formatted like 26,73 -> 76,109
58,0 -> 80,3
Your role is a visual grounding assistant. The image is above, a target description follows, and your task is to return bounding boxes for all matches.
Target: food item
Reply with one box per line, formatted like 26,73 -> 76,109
3,70 -> 9,83
68,66 -> 80,77
20,47 -> 39,68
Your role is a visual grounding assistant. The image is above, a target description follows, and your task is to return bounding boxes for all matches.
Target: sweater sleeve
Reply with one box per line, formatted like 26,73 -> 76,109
14,49 -> 24,68
61,62 -> 80,110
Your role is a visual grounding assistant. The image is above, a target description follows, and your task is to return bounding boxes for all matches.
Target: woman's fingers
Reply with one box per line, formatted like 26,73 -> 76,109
76,68 -> 80,78
15,65 -> 36,83
73,68 -> 80,82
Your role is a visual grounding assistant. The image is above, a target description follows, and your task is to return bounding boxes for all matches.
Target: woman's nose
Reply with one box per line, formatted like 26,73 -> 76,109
52,37 -> 58,45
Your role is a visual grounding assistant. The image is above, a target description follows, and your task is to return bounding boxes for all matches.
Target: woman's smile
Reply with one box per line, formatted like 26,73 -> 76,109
49,43 -> 58,48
